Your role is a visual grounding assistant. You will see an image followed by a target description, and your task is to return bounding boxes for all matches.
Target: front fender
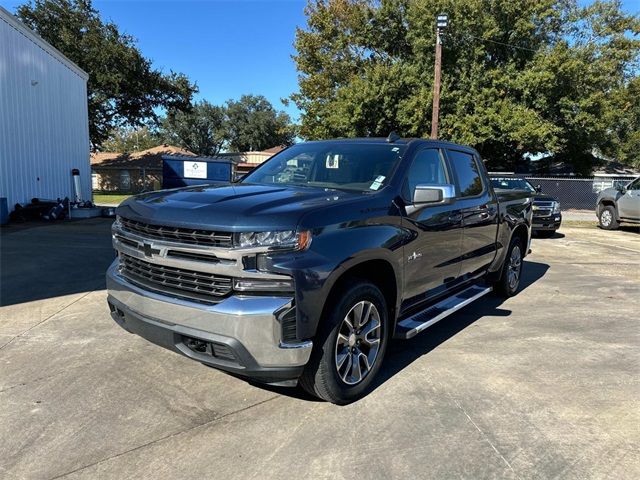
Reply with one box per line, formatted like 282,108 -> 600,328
266,223 -> 408,340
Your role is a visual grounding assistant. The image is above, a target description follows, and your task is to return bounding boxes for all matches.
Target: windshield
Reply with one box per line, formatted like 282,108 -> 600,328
241,142 -> 406,192
490,177 -> 536,192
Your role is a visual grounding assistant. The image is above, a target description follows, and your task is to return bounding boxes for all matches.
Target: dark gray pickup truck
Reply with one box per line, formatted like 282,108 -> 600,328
107,137 -> 533,404
596,177 -> 640,229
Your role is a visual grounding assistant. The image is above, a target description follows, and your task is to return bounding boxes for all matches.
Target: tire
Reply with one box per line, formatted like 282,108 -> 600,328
300,281 -> 389,404
494,236 -> 524,298
598,205 -> 619,230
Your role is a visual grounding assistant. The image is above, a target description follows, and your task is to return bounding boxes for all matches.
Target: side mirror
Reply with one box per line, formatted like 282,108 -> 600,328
413,184 -> 456,204
535,184 -> 542,193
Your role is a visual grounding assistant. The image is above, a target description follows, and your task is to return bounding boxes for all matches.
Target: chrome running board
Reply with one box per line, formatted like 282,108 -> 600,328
396,284 -> 493,339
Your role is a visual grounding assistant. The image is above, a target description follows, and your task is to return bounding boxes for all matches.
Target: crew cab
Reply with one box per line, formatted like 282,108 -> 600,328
107,137 -> 533,404
490,175 -> 562,237
596,177 -> 640,230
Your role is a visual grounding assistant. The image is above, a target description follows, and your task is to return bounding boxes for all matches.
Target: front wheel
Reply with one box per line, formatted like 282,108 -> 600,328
598,205 -> 619,230
494,237 -> 524,297
300,281 -> 389,404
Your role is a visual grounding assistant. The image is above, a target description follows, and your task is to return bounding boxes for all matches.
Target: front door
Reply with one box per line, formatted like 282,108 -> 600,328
446,149 -> 499,280
401,148 -> 463,311
618,178 -> 640,220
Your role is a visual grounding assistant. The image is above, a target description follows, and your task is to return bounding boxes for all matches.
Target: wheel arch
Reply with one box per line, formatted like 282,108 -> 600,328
320,258 -> 399,339
598,199 -> 618,218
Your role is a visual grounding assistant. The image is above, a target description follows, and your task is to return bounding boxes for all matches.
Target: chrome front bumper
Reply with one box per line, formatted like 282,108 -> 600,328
106,261 -> 312,380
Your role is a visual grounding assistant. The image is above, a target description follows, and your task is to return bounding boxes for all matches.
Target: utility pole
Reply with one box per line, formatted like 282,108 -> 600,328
431,14 -> 448,139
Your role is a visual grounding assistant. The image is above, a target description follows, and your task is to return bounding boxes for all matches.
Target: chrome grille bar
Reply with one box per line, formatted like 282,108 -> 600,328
120,217 -> 233,247
119,253 -> 232,303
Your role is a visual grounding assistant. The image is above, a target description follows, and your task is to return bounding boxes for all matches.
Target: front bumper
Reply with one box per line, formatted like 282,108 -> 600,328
533,214 -> 562,231
106,261 -> 312,384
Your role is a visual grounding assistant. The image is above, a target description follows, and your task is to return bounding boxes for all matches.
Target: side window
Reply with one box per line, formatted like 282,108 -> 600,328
628,178 -> 640,191
448,150 -> 483,197
405,148 -> 449,197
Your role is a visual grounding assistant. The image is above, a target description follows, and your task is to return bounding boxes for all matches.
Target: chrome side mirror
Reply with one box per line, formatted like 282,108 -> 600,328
413,184 -> 456,204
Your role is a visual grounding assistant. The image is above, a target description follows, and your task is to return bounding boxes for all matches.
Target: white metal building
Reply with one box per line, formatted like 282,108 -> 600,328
0,6 -> 90,210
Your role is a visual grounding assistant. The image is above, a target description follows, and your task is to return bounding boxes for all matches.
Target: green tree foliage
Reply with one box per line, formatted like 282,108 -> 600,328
225,95 -> 295,152
16,0 -> 197,147
292,0 -> 639,173
160,101 -> 227,156
101,125 -> 163,153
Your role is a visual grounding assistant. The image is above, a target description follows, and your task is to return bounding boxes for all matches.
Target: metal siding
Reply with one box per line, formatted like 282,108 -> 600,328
0,11 -> 90,209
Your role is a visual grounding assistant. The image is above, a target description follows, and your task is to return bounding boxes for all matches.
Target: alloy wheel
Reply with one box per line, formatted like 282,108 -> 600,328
507,245 -> 522,290
335,301 -> 382,385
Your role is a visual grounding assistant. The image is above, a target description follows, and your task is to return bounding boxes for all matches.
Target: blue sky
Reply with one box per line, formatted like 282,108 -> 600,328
3,0 -> 638,123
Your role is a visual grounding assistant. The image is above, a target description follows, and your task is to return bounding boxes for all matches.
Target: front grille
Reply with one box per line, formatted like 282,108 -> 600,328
119,253 -> 232,303
120,217 -> 233,247
533,201 -> 554,217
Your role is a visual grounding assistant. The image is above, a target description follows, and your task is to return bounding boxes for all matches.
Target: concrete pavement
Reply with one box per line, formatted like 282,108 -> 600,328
1,220 -> 638,479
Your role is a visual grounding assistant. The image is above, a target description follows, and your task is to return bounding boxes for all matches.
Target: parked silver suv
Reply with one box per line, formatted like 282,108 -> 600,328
596,177 -> 640,229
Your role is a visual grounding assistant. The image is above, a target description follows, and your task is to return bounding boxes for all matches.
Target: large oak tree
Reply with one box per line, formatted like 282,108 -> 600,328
292,0 -> 639,173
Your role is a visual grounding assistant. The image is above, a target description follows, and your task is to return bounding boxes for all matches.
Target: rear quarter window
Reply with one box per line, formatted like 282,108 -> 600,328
448,150 -> 484,197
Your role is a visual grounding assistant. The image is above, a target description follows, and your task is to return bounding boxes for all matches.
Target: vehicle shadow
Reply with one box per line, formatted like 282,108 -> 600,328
370,260 -> 549,394
258,260 -> 550,403
533,232 -> 565,239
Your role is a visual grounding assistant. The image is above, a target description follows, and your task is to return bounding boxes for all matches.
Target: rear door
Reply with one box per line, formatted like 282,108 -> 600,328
446,149 -> 499,280
401,148 -> 463,308
618,178 -> 640,220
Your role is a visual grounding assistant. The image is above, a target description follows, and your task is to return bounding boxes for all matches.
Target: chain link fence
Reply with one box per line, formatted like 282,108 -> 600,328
520,175 -> 637,210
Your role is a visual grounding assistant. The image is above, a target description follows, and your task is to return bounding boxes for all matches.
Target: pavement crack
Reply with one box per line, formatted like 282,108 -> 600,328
0,291 -> 93,352
47,395 -> 280,480
452,397 -> 521,479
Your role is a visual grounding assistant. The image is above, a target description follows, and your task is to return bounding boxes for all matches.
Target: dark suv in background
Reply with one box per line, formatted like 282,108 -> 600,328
490,176 -> 562,237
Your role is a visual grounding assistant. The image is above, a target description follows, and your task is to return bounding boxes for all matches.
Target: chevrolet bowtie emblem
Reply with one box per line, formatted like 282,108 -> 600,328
142,243 -> 161,257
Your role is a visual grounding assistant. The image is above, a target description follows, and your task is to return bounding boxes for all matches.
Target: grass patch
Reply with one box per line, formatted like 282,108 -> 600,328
93,193 -> 132,205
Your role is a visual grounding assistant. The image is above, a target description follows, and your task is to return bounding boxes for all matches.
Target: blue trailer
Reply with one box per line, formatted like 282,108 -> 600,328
162,155 -> 233,189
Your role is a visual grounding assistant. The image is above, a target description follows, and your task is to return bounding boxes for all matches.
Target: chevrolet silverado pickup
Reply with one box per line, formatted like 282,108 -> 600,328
107,137 -> 533,404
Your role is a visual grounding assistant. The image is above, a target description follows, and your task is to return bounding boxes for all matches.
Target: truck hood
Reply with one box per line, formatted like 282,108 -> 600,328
533,193 -> 557,202
116,183 -> 362,231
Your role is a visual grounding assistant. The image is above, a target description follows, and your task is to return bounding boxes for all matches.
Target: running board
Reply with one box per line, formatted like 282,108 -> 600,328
395,284 -> 493,339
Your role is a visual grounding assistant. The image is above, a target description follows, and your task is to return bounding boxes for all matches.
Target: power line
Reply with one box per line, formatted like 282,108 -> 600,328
462,34 -> 540,53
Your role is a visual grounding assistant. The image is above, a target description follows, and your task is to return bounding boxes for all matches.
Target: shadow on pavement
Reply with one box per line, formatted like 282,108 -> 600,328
372,260 -> 550,393
0,218 -> 115,306
259,260 -> 550,403
532,231 -> 565,239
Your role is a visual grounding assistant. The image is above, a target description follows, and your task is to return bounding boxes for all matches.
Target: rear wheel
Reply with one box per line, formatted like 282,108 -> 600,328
494,237 -> 523,297
300,281 -> 388,404
598,205 -> 619,230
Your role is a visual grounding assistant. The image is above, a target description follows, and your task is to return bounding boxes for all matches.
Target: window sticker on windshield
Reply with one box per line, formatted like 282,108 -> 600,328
370,175 -> 385,190
326,154 -> 340,169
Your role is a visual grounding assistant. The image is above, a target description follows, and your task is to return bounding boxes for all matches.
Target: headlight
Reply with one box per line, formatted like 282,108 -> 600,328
552,201 -> 561,214
237,230 -> 311,250
233,278 -> 294,292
